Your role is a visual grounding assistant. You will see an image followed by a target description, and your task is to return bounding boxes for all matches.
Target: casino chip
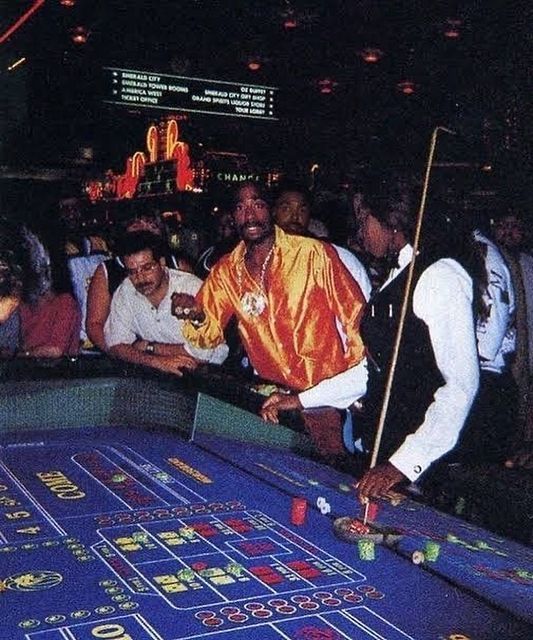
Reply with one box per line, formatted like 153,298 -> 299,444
358,539 -> 375,561
411,550 -> 425,565
424,541 -> 440,562
111,474 -> 127,483
316,496 -> 331,515
226,562 -> 244,577
474,540 -> 491,550
179,527 -> 195,540
177,568 -> 195,582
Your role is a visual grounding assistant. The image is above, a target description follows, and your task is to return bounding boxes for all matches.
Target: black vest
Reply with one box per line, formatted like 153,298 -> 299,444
359,254 -> 445,461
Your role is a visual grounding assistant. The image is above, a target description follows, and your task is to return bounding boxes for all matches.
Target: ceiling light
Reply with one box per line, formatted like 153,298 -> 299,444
397,80 -> 416,95
281,1 -> 298,29
359,47 -> 384,64
59,0 -> 76,7
318,78 -> 336,94
283,17 -> 298,29
247,57 -> 261,71
70,26 -> 89,45
444,18 -> 462,38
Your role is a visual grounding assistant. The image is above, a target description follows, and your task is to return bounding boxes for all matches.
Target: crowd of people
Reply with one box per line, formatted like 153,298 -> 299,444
1,176 -> 532,500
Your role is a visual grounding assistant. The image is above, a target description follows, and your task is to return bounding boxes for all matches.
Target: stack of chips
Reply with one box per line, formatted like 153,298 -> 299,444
358,539 -> 375,561
179,527 -> 195,540
366,501 -> 380,521
424,540 -> 440,562
291,497 -> 307,526
454,496 -> 466,515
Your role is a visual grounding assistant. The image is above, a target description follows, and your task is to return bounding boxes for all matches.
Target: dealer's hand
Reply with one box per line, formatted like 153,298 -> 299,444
355,462 -> 407,503
171,293 -> 205,323
260,392 -> 302,424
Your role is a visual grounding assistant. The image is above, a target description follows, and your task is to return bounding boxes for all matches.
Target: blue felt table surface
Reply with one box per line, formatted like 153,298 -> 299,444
0,425 -> 531,640
197,433 -> 533,619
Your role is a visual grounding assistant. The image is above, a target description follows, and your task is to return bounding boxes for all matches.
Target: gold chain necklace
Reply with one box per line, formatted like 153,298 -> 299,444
237,243 -> 275,316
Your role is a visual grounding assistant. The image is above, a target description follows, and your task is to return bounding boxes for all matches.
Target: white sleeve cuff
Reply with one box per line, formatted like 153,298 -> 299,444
299,360 -> 368,409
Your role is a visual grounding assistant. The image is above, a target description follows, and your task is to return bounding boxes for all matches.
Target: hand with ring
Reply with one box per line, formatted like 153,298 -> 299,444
171,292 -> 205,324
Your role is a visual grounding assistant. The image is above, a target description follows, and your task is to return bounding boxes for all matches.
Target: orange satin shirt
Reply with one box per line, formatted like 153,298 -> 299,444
183,226 -> 366,391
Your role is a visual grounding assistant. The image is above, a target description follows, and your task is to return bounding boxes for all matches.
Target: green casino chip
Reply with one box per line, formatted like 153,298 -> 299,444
177,568 -> 195,582
226,562 -> 244,577
358,539 -> 375,561
424,541 -> 440,562
474,540 -> 491,550
179,527 -> 195,540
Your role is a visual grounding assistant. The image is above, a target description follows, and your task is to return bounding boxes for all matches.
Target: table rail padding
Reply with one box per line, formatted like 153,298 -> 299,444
192,392 -> 313,453
1,377 -> 196,433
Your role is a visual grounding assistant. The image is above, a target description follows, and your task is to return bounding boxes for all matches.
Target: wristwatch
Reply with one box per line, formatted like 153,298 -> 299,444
145,342 -> 156,355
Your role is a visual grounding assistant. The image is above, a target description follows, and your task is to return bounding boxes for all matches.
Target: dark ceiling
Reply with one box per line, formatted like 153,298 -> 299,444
1,0 -> 531,193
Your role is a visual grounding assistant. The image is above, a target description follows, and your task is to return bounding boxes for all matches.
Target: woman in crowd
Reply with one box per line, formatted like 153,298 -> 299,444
18,225 -> 81,359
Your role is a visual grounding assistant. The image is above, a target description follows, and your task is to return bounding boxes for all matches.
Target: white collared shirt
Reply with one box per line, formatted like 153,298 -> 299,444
299,244 -> 480,481
104,268 -> 228,364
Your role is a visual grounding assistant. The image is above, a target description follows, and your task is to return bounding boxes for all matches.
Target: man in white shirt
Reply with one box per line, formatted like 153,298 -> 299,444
262,179 -> 481,501
105,231 -> 227,375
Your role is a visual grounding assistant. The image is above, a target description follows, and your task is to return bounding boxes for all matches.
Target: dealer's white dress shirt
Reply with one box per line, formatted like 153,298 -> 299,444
298,244 -> 480,481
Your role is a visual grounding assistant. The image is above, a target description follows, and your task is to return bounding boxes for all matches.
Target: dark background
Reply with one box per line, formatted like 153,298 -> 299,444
0,0 -> 531,221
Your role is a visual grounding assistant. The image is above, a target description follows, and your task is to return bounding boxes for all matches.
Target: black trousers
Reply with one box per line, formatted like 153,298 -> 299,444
453,369 -> 518,465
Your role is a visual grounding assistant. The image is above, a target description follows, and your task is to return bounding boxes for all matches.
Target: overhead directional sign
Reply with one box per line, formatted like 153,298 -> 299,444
103,66 -> 278,121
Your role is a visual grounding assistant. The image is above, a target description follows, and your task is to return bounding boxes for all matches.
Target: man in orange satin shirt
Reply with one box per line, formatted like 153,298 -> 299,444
173,181 -> 366,404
